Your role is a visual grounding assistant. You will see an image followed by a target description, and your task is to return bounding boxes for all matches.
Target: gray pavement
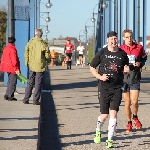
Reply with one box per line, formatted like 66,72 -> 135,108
0,66 -> 150,150
49,66 -> 150,150
0,71 -> 61,150
0,86 -> 40,150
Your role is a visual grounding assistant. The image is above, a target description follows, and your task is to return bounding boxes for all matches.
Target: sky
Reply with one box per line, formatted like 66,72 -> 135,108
40,0 -> 98,40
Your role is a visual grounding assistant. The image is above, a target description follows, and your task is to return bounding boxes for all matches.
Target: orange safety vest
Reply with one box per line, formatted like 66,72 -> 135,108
50,51 -> 57,59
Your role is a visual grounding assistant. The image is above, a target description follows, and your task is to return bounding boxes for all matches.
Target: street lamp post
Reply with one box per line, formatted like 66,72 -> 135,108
78,29 -> 86,42
40,25 -> 50,34
84,25 -> 94,63
78,34 -> 86,42
91,16 -> 96,56
91,3 -> 99,57
40,12 -> 51,22
38,0 -> 52,28
84,26 -> 88,64
43,34 -> 48,41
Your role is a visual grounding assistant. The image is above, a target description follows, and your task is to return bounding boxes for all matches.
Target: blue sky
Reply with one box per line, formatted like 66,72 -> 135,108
40,0 -> 98,40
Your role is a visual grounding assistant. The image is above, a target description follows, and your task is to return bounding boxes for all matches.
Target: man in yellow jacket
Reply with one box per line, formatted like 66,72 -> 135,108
23,28 -> 50,105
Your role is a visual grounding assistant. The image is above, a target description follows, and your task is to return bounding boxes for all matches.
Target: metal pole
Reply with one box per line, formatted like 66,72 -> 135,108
109,0 -> 111,31
8,0 -> 15,37
37,0 -> 40,28
85,28 -> 88,64
46,35 -> 48,41
143,0 -> 147,51
138,0 -> 140,43
93,19 -> 95,57
119,0 -> 122,45
35,0 -> 37,29
75,46 -> 76,62
103,10 -> 105,45
116,0 -> 118,35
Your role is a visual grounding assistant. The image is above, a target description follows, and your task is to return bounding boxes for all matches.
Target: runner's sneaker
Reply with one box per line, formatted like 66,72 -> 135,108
94,130 -> 101,144
106,140 -> 114,148
133,117 -> 142,129
126,123 -> 132,132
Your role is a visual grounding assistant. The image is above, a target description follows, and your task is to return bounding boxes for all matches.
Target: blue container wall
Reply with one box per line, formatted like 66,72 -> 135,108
95,0 -> 147,54
30,0 -> 35,39
15,21 -> 29,87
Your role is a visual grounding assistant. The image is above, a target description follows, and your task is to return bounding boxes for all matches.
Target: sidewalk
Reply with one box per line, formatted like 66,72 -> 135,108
49,66 -> 150,150
0,84 -> 40,150
0,71 -> 61,150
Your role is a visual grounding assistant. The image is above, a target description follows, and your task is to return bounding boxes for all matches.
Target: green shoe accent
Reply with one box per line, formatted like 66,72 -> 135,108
106,140 -> 114,148
94,130 -> 101,144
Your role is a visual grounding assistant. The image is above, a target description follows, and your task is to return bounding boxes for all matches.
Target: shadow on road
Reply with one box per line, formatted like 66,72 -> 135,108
37,71 -> 61,150
52,81 -> 97,90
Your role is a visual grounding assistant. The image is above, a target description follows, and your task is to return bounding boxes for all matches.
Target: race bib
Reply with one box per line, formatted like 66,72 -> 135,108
127,55 -> 135,63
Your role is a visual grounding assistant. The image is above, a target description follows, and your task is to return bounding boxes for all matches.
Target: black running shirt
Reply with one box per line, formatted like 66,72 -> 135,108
90,47 -> 129,87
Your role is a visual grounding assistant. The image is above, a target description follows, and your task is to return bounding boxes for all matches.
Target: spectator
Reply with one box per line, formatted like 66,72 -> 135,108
23,28 -> 50,105
0,37 -> 20,101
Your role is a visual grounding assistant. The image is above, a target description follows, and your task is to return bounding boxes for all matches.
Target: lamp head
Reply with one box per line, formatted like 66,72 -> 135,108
45,2 -> 52,8
101,2 -> 108,9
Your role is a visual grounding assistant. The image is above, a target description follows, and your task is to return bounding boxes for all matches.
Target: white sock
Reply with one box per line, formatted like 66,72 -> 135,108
96,116 -> 104,131
108,118 -> 117,140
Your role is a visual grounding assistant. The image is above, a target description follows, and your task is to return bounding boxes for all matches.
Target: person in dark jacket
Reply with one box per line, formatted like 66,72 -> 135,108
119,29 -> 147,132
0,37 -> 20,101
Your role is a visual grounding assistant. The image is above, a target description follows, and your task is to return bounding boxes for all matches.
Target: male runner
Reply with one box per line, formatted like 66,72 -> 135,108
90,31 -> 129,148
64,38 -> 74,69
119,29 -> 147,132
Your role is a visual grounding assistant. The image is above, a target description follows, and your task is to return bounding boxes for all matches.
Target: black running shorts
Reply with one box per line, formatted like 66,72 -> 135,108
98,83 -> 122,114
78,54 -> 83,58
66,53 -> 72,59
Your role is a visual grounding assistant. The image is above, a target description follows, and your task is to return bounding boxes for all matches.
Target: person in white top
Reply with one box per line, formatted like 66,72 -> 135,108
77,42 -> 85,67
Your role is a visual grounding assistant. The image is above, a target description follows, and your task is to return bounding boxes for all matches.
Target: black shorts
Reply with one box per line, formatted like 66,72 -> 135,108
78,54 -> 83,58
66,53 -> 72,59
98,84 -> 122,114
